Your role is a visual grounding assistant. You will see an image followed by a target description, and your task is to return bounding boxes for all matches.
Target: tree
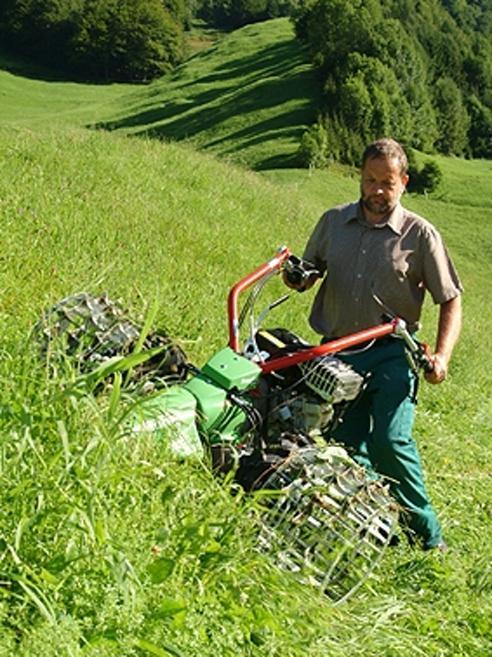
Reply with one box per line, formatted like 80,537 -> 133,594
197,0 -> 298,28
406,150 -> 442,194
418,160 -> 443,193
467,95 -> 492,159
297,121 -> 329,168
0,0 -> 186,81
294,0 -> 382,76
292,0 -> 491,159
433,77 -> 470,155
69,0 -> 184,81
0,0 -> 83,63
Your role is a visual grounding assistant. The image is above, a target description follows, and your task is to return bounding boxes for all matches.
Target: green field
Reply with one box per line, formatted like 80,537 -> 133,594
1,18 -> 491,657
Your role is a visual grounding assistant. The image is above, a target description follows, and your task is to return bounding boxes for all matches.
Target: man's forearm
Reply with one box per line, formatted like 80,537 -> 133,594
425,295 -> 462,384
435,295 -> 462,363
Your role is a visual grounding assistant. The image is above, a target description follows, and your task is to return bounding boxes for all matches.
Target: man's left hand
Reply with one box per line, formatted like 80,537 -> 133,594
425,353 -> 448,384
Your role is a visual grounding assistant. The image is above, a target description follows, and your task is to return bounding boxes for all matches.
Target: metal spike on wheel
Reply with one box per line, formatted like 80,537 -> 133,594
33,292 -> 187,387
254,445 -> 398,604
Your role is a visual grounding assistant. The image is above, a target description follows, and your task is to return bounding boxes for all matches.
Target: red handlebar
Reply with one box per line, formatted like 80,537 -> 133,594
259,321 -> 398,373
227,249 -> 434,374
228,247 -> 291,351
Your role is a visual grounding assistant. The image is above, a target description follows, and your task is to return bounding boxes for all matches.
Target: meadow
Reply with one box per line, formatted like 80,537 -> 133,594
0,18 -> 491,657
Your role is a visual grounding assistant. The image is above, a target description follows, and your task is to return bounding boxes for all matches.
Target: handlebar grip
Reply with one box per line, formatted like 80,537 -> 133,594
418,342 -> 435,374
284,267 -> 305,287
397,323 -> 435,374
283,255 -> 321,291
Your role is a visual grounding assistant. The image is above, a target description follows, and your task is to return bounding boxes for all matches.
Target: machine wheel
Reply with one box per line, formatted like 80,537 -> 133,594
33,292 -> 187,388
253,442 -> 398,603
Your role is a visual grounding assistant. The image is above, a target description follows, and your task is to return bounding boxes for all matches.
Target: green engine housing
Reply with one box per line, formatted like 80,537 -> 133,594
185,347 -> 260,444
131,347 -> 261,456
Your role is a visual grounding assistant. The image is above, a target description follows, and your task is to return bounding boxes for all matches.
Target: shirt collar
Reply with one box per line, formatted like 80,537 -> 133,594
343,200 -> 404,235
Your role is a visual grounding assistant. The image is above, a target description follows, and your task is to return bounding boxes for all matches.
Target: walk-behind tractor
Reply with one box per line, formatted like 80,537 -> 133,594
36,247 -> 435,603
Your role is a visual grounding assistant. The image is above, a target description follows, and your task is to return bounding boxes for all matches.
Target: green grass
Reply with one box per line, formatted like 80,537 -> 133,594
0,126 -> 491,657
93,18 -> 320,170
0,18 -> 491,657
0,19 -> 319,170
0,54 -> 130,129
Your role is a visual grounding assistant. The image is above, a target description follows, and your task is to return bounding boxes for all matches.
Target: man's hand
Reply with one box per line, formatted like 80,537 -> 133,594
425,353 -> 448,384
282,255 -> 321,292
282,270 -> 319,292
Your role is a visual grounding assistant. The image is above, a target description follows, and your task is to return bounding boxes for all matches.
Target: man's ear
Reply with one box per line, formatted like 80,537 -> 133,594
402,173 -> 409,189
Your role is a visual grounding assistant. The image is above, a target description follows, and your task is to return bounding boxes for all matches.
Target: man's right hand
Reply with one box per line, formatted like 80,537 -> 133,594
282,270 -> 319,292
282,256 -> 321,292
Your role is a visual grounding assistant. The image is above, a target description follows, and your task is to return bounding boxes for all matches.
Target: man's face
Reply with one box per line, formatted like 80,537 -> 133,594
360,156 -> 409,220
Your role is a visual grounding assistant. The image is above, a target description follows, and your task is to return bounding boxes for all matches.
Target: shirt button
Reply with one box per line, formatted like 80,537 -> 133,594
361,249 -> 366,255
356,274 -> 362,279
354,297 -> 359,302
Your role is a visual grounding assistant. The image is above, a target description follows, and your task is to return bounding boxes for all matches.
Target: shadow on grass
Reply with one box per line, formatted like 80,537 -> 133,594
186,39 -> 306,87
95,40 -> 308,130
92,38 -> 319,169
146,72 -> 315,139
0,47 -> 114,84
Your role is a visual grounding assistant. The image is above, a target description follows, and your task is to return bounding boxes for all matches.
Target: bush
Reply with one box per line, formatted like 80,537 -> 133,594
407,157 -> 443,194
197,0 -> 298,29
297,122 -> 329,168
418,161 -> 443,193
297,117 -> 365,169
69,0 -> 185,81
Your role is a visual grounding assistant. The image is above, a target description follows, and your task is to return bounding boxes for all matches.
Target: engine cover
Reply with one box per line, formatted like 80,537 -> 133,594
299,355 -> 363,403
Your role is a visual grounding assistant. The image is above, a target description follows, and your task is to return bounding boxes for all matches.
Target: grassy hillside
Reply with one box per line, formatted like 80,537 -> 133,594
0,16 -> 491,657
0,53 -> 130,130
0,19 -> 317,171
92,18 -> 320,170
0,126 -> 491,657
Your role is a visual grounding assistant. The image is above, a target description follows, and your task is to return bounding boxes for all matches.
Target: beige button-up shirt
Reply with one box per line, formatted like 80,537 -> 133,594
303,201 -> 463,338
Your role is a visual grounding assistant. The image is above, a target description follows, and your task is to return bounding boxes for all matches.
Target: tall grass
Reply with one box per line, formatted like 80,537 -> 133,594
1,17 -> 492,654
0,337 -> 322,657
0,126 -> 490,656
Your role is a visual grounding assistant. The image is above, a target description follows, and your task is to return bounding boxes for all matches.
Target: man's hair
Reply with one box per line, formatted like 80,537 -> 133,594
361,138 -> 408,175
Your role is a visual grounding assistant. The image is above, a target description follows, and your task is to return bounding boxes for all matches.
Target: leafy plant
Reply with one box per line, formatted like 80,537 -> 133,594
297,121 -> 329,168
407,156 -> 443,195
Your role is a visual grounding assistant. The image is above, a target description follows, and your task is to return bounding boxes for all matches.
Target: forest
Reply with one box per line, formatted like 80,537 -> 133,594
294,0 -> 492,161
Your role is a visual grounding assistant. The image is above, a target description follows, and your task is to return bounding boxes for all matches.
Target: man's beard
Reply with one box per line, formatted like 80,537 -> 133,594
362,194 -> 391,215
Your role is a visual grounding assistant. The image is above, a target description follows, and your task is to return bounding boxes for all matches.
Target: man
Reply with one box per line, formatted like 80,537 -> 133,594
287,138 -> 462,550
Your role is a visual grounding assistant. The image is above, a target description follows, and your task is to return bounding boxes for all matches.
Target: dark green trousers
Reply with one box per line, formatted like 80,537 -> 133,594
330,338 -> 443,549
